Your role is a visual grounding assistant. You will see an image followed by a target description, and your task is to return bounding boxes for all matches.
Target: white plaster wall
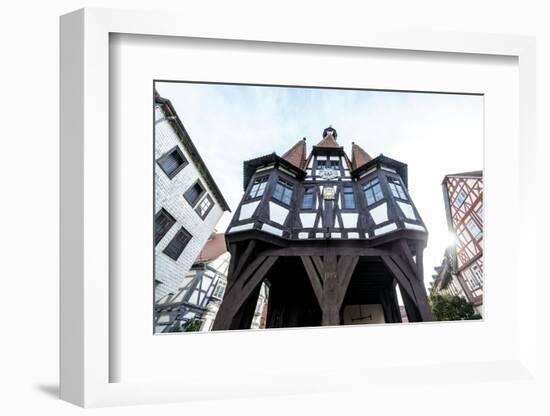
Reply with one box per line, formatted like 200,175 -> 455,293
397,201 -> 417,220
269,201 -> 289,225
341,213 -> 359,228
369,203 -> 388,224
374,222 -> 398,236
228,223 -> 254,233
300,213 -> 317,228
154,106 -> 224,301
239,200 -> 260,221
261,223 -> 283,236
404,223 -> 426,232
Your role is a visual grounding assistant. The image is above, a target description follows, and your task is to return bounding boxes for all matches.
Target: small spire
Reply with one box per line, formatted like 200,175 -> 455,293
322,126 -> 338,139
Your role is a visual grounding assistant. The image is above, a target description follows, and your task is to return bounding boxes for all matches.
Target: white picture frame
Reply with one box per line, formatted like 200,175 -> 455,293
60,7 -> 538,408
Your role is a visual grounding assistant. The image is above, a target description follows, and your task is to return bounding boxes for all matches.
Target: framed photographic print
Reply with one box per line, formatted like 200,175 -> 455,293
60,7 -> 538,409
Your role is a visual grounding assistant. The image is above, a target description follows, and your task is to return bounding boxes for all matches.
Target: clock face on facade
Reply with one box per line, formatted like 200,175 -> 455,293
319,168 -> 338,180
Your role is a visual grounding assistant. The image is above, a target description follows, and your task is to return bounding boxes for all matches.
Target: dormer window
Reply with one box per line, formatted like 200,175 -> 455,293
388,177 -> 407,200
248,176 -> 268,199
363,178 -> 384,206
273,178 -> 293,205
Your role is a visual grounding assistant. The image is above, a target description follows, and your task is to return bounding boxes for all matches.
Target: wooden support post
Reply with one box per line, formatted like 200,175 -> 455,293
212,256 -> 277,330
322,254 -> 340,326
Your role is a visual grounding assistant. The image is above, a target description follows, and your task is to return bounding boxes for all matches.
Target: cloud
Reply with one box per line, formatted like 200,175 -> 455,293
156,82 -> 483,287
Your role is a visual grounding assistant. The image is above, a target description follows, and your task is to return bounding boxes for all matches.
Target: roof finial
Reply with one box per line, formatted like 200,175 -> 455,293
322,126 -> 337,139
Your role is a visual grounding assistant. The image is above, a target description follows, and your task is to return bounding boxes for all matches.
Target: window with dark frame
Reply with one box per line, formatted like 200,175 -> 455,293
330,160 -> 340,170
163,227 -> 192,261
316,159 -> 327,171
195,194 -> 214,219
157,146 -> 187,179
363,178 -> 384,206
273,178 -> 294,205
342,185 -> 356,209
247,176 -> 268,199
184,181 -> 205,207
388,177 -> 408,200
302,187 -> 315,209
154,208 -> 176,245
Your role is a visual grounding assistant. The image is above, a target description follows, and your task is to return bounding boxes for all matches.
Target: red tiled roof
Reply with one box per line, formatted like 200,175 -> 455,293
195,233 -> 227,262
315,132 -> 340,148
351,142 -> 373,170
282,138 -> 307,169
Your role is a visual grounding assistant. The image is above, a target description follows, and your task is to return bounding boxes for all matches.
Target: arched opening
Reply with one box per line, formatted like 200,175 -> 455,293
265,256 -> 322,328
341,256 -> 401,325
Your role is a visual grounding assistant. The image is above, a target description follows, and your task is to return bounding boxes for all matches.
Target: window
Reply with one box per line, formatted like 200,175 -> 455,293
154,208 -> 176,245
316,159 -> 326,171
342,185 -> 355,209
302,187 -> 314,209
212,281 -> 226,300
330,160 -> 340,170
163,227 -> 192,260
476,205 -> 484,221
157,146 -> 187,179
184,181 -> 205,207
363,178 -> 384,206
196,195 -> 213,219
454,189 -> 467,207
273,178 -> 294,205
388,177 -> 407,200
466,219 -> 482,241
248,176 -> 268,199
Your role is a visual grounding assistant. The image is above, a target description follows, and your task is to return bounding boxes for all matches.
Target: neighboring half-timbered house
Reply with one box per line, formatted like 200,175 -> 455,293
433,171 -> 483,314
155,233 -> 269,333
213,127 -> 434,330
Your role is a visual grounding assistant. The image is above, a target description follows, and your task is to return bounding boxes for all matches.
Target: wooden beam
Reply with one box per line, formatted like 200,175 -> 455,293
397,240 -> 419,280
337,256 -> 359,305
260,246 -> 392,257
381,255 -> 416,302
213,256 -> 278,330
300,256 -> 323,306
321,254 -> 340,325
311,256 -> 325,280
232,240 -> 257,280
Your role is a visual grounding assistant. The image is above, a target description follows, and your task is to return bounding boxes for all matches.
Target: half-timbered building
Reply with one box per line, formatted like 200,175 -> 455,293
432,171 -> 483,314
213,127 -> 434,330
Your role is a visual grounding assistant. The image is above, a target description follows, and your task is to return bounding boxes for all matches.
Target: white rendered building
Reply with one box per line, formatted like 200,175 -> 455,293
154,92 -> 230,301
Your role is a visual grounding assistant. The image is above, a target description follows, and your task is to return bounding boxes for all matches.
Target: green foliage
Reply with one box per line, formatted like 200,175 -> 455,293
182,319 -> 202,332
429,291 -> 481,321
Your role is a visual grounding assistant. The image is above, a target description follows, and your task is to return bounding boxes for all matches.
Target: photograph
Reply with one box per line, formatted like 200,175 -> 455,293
152,81 -> 484,333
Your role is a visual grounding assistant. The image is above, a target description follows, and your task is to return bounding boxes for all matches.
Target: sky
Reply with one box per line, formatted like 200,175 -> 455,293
156,81 -> 483,288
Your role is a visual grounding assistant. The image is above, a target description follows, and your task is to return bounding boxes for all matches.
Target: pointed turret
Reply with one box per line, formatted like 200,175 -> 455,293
282,138 -> 307,169
350,142 -> 373,170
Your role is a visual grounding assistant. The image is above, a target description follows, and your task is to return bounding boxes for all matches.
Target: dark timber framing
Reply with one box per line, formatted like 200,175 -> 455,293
213,127 -> 433,329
